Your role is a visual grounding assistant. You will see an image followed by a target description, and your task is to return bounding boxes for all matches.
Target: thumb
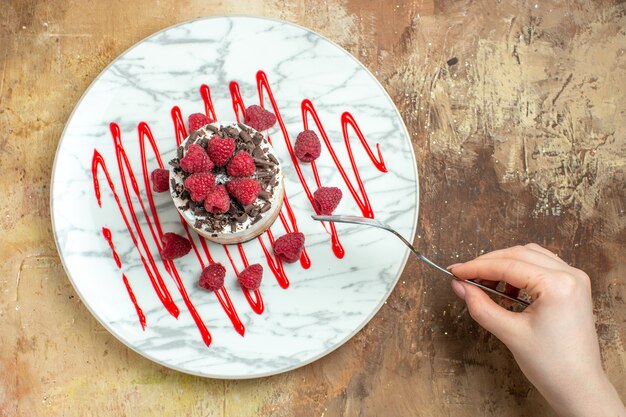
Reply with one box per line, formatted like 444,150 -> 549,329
451,280 -> 521,344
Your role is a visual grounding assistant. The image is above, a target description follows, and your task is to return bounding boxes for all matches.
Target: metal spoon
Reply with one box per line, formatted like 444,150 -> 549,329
311,214 -> 530,307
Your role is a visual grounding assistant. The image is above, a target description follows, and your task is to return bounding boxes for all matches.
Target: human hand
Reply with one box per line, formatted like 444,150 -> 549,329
448,244 -> 625,417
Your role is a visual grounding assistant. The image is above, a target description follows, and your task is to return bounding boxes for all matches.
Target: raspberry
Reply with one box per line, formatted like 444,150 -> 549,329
160,232 -> 191,260
184,172 -> 215,202
237,264 -> 263,290
244,105 -> 277,131
294,130 -> 322,162
207,136 -> 236,167
150,168 -> 170,193
226,151 -> 256,177
199,263 -> 225,291
313,187 -> 342,215
204,185 -> 230,214
188,113 -> 213,132
226,178 -> 261,206
180,144 -> 214,173
272,232 -> 305,264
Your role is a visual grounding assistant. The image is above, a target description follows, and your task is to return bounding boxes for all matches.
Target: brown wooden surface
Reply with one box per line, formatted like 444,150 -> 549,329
1,0 -> 624,416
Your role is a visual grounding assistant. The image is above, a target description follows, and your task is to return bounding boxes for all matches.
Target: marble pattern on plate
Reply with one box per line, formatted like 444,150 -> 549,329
51,16 -> 418,378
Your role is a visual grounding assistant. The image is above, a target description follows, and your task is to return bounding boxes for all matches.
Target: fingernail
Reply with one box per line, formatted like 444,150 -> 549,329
447,263 -> 463,270
451,280 -> 466,300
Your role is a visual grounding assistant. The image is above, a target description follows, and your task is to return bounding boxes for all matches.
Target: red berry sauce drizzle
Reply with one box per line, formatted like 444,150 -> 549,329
101,226 -> 147,330
91,70 -> 387,347
230,81 -> 312,269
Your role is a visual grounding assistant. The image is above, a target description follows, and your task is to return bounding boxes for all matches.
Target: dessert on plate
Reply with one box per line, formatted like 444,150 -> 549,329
169,121 -> 284,245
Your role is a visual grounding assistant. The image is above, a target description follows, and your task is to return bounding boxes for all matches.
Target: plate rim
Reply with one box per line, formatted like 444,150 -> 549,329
49,14 -> 420,379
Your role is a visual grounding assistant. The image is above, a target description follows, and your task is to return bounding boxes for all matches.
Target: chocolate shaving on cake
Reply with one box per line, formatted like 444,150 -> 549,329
234,139 -> 253,154
252,146 -> 265,159
260,203 -> 271,213
189,130 -> 200,142
225,126 -> 239,138
234,213 -> 248,223
252,133 -> 263,145
268,154 -> 279,165
251,215 -> 262,225
253,158 -> 274,167
259,190 -> 271,201
239,131 -> 252,143
256,170 -> 274,179
197,137 -> 209,148
206,124 -> 219,133
194,206 -> 208,217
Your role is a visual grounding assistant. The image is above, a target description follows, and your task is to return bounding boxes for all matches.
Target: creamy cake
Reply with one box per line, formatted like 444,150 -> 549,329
169,122 -> 284,244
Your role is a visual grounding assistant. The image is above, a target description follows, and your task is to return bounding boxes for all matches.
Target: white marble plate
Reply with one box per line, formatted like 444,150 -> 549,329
51,16 -> 418,378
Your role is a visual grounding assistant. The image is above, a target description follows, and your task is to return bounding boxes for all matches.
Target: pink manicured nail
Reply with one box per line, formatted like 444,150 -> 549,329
451,280 -> 466,300
446,263 -> 463,270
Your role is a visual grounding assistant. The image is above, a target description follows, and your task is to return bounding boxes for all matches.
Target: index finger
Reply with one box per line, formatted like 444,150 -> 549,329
449,258 -> 550,298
